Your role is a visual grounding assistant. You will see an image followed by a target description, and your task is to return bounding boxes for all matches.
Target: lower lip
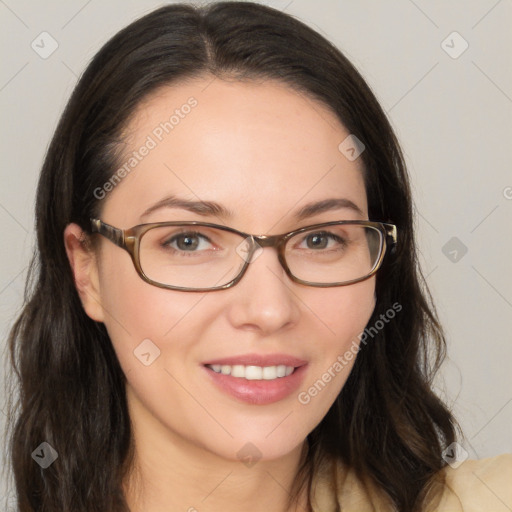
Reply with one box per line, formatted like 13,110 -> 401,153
203,365 -> 308,405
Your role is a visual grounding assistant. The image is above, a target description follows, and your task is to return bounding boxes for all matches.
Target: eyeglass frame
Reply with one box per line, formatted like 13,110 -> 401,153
89,218 -> 397,292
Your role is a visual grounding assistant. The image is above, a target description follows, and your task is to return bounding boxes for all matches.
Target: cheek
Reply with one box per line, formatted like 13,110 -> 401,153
304,277 -> 376,346
95,248 -> 211,373
295,278 -> 376,413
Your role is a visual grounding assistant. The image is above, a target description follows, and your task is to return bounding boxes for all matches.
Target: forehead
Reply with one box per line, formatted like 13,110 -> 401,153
102,76 -> 368,229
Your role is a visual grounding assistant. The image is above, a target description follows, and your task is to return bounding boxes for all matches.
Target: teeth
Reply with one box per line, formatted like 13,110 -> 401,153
231,365 -> 245,378
245,366 -> 262,380
207,364 -> 295,380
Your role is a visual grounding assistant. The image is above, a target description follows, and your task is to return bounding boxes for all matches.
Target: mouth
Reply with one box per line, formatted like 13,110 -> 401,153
205,364 -> 295,380
202,354 -> 308,405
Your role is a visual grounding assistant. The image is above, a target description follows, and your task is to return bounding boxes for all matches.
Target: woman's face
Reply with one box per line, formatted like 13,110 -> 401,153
75,77 -> 376,463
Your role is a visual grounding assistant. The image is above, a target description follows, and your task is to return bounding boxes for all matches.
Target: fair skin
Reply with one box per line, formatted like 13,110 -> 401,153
64,76 -> 376,512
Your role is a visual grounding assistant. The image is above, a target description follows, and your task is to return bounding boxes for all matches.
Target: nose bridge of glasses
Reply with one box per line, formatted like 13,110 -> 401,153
251,234 -> 283,249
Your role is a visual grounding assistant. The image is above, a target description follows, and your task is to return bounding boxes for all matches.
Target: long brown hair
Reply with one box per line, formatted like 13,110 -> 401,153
4,2 -> 458,510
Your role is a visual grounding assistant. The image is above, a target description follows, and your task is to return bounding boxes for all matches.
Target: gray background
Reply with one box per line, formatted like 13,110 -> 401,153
1,0 -> 511,504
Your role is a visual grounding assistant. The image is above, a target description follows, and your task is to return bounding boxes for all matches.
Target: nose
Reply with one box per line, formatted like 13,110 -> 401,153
225,246 -> 300,335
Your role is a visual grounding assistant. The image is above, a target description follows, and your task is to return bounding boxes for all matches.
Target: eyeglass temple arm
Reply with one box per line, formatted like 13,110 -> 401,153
384,223 -> 397,244
383,223 -> 398,255
90,218 -> 125,248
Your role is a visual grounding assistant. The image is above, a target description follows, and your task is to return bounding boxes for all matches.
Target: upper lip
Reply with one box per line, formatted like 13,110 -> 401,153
202,353 -> 308,367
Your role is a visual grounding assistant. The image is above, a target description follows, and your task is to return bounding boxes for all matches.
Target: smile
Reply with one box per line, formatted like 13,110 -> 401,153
206,364 -> 295,380
202,355 -> 308,405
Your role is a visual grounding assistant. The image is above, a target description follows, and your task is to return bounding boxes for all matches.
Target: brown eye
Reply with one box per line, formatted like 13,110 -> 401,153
161,231 -> 213,252
300,231 -> 344,250
172,234 -> 200,251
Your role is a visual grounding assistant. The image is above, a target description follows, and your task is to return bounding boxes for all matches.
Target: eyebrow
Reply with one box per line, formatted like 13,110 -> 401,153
140,196 -> 233,220
294,197 -> 364,220
139,195 -> 364,221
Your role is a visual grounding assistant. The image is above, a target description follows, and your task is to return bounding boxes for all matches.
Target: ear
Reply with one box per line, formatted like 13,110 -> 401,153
64,223 -> 105,322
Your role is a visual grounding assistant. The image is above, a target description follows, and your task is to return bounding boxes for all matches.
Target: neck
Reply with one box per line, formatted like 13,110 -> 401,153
122,387 -> 311,512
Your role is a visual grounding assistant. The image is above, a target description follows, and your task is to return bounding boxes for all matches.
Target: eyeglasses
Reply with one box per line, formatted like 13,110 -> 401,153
90,218 -> 397,292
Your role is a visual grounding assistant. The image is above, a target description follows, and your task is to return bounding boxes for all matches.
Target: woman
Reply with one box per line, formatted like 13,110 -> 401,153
5,2 -> 511,511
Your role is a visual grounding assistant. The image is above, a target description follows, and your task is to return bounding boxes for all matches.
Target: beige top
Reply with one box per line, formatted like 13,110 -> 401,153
311,453 -> 512,511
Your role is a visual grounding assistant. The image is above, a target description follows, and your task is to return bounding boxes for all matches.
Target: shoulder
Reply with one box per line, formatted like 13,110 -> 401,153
311,454 -> 512,512
435,453 -> 512,511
